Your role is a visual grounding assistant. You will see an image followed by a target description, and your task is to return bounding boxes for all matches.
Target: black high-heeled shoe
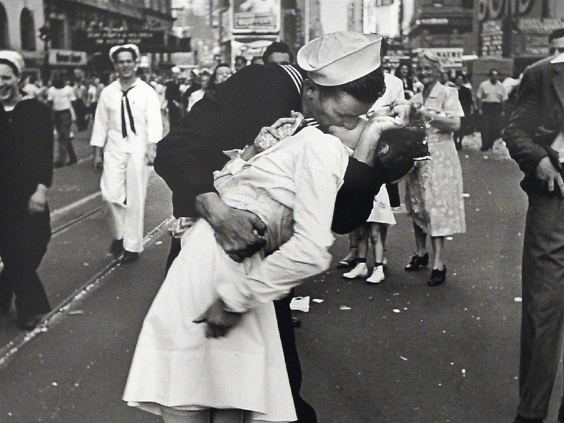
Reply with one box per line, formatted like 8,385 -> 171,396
15,315 -> 43,331
0,292 -> 13,316
337,257 -> 358,269
404,253 -> 429,271
427,266 -> 447,287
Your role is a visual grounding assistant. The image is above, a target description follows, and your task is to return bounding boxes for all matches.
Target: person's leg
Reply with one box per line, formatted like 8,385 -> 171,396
430,236 -> 445,270
274,293 -> 318,423
427,236 -> 446,287
0,210 -> 52,325
100,151 -> 128,248
123,153 -> 151,253
53,111 -> 67,167
386,183 -> 401,209
166,237 -> 182,273
338,229 -> 359,268
367,223 -> 386,284
413,222 -> 427,256
480,106 -> 493,150
59,109 -> 74,164
405,222 -> 428,271
343,224 -> 369,279
517,194 -> 564,421
66,125 -> 77,165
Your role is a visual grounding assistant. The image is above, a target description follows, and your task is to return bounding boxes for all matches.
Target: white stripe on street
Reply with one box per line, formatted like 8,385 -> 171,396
0,215 -> 175,369
50,191 -> 102,218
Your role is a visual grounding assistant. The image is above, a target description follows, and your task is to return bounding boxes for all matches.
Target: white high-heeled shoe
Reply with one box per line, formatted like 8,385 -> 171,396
366,265 -> 385,284
343,262 -> 368,279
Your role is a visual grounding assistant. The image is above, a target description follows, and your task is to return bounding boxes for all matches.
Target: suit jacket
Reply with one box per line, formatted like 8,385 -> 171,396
503,56 -> 564,194
0,98 -> 54,215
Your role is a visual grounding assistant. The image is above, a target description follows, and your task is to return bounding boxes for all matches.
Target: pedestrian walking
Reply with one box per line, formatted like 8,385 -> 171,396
404,50 -> 466,287
0,51 -> 53,331
476,68 -> 508,151
126,31 -> 395,423
155,31 -> 415,423
453,72 -> 475,150
502,28 -> 564,423
90,44 -> 163,264
165,66 -> 182,129
48,71 -> 77,167
72,69 -> 90,131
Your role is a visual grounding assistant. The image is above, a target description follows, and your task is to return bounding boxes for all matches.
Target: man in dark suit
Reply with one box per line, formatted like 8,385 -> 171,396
503,28 -> 564,423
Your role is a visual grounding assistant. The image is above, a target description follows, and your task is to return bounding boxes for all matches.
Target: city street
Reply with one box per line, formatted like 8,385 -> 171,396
0,126 -> 560,423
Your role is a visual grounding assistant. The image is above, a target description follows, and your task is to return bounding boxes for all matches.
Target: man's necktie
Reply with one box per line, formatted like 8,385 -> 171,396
121,86 -> 136,138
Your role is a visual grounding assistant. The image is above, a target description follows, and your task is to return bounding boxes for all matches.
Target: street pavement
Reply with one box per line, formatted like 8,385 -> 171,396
0,129 -> 561,423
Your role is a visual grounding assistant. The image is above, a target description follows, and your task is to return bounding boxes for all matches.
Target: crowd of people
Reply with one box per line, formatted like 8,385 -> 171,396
2,27 -> 564,423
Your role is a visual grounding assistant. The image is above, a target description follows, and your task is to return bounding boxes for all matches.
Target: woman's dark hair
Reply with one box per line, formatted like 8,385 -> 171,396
316,67 -> 386,104
51,71 -> 65,89
394,63 -> 412,78
0,59 -> 19,76
207,62 -> 231,91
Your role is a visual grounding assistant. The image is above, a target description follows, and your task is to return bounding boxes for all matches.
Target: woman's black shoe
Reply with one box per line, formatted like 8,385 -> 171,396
427,266 -> 447,287
337,258 -> 358,269
0,292 -> 13,315
15,315 -> 42,331
404,253 -> 429,271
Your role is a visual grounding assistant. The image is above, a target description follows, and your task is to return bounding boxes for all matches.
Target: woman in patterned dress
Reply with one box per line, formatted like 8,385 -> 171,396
404,50 -> 466,286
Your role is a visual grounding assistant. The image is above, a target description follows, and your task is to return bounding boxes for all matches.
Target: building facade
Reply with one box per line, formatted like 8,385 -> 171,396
0,0 -> 180,79
477,0 -> 564,72
0,0 -> 46,74
408,0 -> 475,53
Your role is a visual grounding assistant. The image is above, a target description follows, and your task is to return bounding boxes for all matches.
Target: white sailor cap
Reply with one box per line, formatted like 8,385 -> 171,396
109,44 -> 140,62
0,50 -> 24,75
297,31 -> 382,86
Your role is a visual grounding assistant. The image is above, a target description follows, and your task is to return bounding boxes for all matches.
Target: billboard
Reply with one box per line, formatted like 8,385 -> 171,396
232,0 -> 281,34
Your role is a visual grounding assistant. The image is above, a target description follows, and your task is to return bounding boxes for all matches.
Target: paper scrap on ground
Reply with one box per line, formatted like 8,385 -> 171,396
312,298 -> 324,303
340,306 -> 351,310
290,296 -> 310,312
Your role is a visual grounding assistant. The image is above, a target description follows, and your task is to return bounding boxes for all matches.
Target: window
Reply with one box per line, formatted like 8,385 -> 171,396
20,8 -> 36,51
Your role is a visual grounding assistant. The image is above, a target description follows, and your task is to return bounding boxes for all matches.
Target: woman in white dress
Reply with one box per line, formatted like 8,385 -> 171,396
123,32 -> 395,423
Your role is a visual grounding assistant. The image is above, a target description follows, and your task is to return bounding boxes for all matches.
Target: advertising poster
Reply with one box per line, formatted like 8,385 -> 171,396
232,0 -> 281,34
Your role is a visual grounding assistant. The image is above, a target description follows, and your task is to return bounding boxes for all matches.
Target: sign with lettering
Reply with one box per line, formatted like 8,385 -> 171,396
73,29 -> 165,52
414,48 -> 464,69
232,0 -> 281,34
48,49 -> 88,66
